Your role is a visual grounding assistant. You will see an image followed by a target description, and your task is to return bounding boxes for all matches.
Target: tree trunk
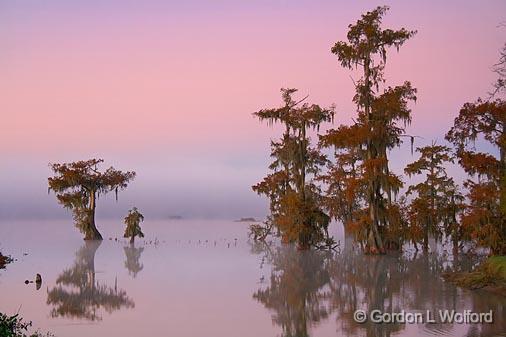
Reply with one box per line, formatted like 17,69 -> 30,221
426,162 -> 436,252
501,125 -> 506,215
300,125 -> 306,201
452,238 -> 459,256
85,190 -> 103,240
298,125 -> 311,250
283,124 -> 291,195
423,222 -> 429,252
130,236 -> 135,244
362,56 -> 385,255
500,127 -> 506,254
297,232 -> 311,250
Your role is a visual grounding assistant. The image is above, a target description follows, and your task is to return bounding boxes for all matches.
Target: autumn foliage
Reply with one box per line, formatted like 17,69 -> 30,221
320,6 -> 417,254
48,159 -> 135,240
252,88 -> 335,249
446,99 -> 506,255
252,6 -> 506,256
404,143 -> 464,251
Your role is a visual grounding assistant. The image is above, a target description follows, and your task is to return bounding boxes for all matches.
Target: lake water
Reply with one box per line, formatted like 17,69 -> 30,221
0,219 -> 505,337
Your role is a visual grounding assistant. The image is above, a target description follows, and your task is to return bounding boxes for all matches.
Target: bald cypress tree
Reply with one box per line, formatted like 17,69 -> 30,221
404,143 -> 463,251
320,6 -> 417,254
253,88 -> 335,249
48,159 -> 135,240
123,207 -> 145,244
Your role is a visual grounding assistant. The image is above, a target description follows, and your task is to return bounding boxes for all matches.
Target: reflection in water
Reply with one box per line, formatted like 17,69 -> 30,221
253,244 -> 332,337
252,238 -> 506,337
123,244 -> 144,278
47,241 -> 135,321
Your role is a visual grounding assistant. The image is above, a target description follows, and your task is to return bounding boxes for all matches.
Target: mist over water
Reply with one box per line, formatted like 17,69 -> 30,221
0,144 -> 470,220
0,154 -> 270,220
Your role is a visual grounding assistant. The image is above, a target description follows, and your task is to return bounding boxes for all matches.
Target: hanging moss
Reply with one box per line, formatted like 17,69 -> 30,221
252,88 -> 335,249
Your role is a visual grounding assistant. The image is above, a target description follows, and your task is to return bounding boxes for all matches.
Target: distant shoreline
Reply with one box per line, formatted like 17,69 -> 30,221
234,217 -> 259,222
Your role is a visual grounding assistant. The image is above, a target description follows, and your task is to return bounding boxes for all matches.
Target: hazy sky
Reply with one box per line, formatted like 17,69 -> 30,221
1,0 -> 505,219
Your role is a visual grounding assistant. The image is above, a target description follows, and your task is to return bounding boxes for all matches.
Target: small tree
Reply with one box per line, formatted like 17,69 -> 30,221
48,159 -> 135,240
123,207 -> 145,244
404,143 -> 463,251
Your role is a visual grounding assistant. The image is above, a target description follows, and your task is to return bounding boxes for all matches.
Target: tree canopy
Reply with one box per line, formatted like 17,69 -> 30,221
48,159 -> 136,240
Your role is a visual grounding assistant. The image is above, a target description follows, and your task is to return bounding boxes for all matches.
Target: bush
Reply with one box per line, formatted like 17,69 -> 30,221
0,313 -> 52,337
0,253 -> 13,269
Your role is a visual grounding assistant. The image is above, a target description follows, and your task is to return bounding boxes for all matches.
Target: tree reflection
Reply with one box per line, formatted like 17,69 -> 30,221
252,238 -> 505,337
47,241 -> 134,321
123,244 -> 144,278
252,243 -> 333,337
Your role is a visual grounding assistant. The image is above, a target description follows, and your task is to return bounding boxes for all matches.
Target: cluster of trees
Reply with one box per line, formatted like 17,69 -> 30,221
252,6 -> 506,255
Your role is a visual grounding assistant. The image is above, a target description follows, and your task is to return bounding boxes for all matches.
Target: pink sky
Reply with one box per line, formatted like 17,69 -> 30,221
1,0 -> 505,218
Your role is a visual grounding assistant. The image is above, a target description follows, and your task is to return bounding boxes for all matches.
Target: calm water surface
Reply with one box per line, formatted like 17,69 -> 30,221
0,219 -> 505,337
